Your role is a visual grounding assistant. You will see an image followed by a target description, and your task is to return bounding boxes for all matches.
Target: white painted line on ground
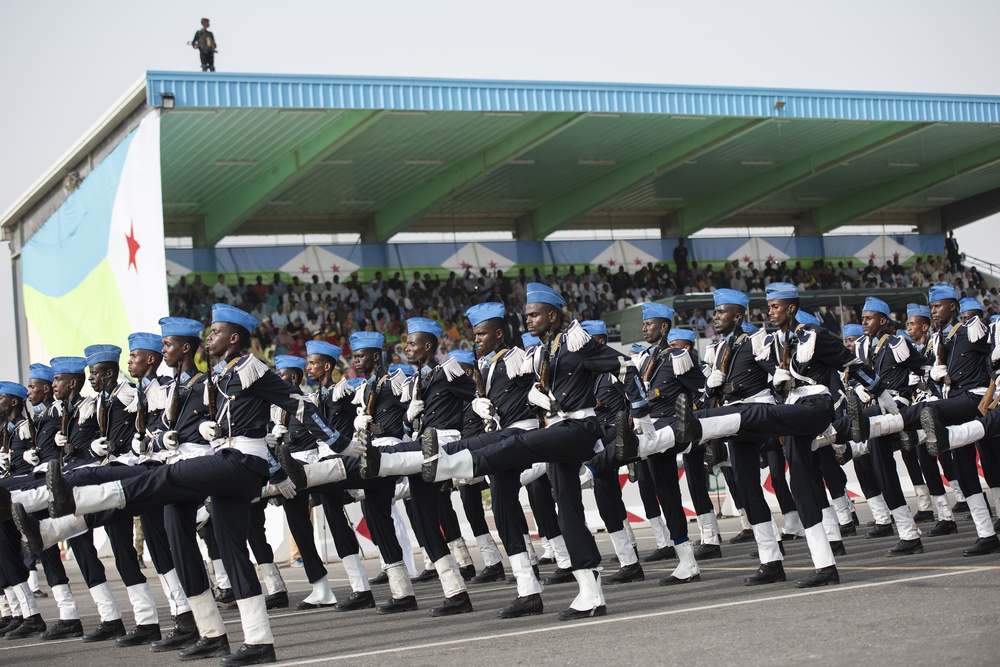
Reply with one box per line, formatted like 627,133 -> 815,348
273,567 -> 993,665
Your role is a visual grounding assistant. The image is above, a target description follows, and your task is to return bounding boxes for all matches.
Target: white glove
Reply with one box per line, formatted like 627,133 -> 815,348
55,433 -> 68,450
90,437 -> 109,457
162,431 -> 180,450
908,372 -> 920,387
706,369 -> 726,389
341,439 -> 365,457
272,478 -> 297,499
633,415 -> 656,440
472,397 -> 496,420
992,344 -> 1000,363
405,399 -> 424,424
771,368 -> 792,388
22,449 -> 39,466
0,451 -> 9,469
317,441 -> 336,459
264,433 -> 279,448
271,424 -> 288,440
930,364 -> 949,382
855,386 -> 872,404
527,384 -> 553,411
354,414 -> 373,433
131,433 -> 145,455
199,421 -> 219,441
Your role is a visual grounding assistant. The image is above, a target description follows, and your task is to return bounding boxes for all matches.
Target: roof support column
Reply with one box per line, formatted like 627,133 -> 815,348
358,215 -> 379,244
659,212 -> 682,239
792,210 -> 818,236
917,209 -> 943,234
514,213 -> 537,241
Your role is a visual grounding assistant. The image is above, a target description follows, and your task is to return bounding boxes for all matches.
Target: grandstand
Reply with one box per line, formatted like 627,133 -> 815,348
4,72 -> 1000,373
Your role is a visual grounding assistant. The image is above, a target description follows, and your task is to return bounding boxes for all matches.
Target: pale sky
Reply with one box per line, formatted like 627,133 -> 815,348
2,0 -> 999,262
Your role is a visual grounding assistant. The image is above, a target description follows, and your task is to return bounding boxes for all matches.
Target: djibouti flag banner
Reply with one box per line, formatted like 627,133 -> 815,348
21,112 -> 168,362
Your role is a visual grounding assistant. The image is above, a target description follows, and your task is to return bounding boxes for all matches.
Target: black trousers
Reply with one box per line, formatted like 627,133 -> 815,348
635,459 -> 663,520
720,464 -> 742,512
526,476 -> 560,539
683,448 -> 714,516
489,469 -> 530,557
164,500 -> 212,598
917,443 -> 947,496
317,491 -> 361,559
645,451 -> 690,544
852,453 -> 882,499
199,50 -> 215,71
870,439 -> 907,510
728,440 -> 773,526
280,493 -> 327,584
976,439 -> 1000,488
899,447 -> 926,487
247,501 -> 275,565
438,486 -> 463,543
0,519 -> 29,588
443,419 -> 603,570
593,468 -> 626,534
767,447 -> 798,514
459,481 -> 490,537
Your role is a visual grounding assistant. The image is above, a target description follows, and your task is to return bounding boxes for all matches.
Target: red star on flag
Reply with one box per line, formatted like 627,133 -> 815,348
766,254 -> 775,262
607,258 -> 616,266
893,251 -> 900,261
869,252 -> 877,261
300,264 -> 310,274
460,260 -> 472,269
742,255 -> 751,263
634,257 -> 643,266
330,264 -> 340,273
488,260 -> 497,269
125,221 -> 140,272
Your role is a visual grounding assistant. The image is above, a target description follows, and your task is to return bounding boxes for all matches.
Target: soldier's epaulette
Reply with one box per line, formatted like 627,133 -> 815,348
400,376 -> 417,402
389,369 -> 408,397
886,335 -> 911,363
17,419 -> 31,440
146,380 -> 168,411
756,334 -> 775,361
117,383 -> 138,413
795,328 -> 817,364
441,356 -> 464,382
331,377 -> 353,402
78,396 -> 97,422
564,320 -> 591,352
966,315 -> 987,343
235,354 -> 270,388
269,403 -> 283,425
669,348 -> 694,376
501,348 -> 529,377
703,342 -> 719,369
749,328 -> 768,357
521,348 -> 541,377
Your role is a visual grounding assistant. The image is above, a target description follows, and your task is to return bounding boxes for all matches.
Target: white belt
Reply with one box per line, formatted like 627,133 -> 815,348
436,429 -> 461,444
724,389 -> 774,406
506,419 -> 539,431
212,436 -> 270,462
786,385 -> 830,405
374,436 -> 404,448
162,443 -> 214,464
545,408 -> 597,427
968,387 -> 988,396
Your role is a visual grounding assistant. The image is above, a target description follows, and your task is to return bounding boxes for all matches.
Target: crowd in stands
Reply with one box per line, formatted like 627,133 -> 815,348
167,249 -> 994,377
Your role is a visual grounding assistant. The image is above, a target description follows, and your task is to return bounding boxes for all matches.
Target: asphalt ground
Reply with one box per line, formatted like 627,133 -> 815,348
3,507 -> 999,667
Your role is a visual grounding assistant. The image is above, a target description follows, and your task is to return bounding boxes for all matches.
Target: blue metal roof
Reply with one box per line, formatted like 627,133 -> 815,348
147,71 -> 1000,123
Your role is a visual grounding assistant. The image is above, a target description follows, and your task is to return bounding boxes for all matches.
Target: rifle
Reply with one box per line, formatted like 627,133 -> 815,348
280,407 -> 291,445
1,420 -> 9,477
472,342 -> 487,398
934,330 -> 951,389
776,330 -> 794,446
135,371 -> 149,456
710,336 -> 737,406
60,399 -> 75,457
363,351 -> 387,442
27,405 -> 40,459
165,371 -> 182,430
537,326 -> 563,426
411,366 -> 424,436
97,390 -> 111,465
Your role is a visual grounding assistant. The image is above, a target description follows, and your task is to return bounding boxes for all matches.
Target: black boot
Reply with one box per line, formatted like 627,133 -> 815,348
178,635 -> 230,661
674,394 -> 701,444
32,588 -> 47,599
150,612 -> 198,651
913,510 -> 935,523
375,596 -> 418,614
360,436 -> 381,479
703,440 -> 728,467
0,486 -> 11,522
744,561 -> 786,586
264,591 -> 288,610
215,587 -> 236,608
497,593 -> 543,619
866,523 -> 895,539
694,543 -> 722,560
794,565 -> 839,588
411,569 -> 438,583
420,428 -> 440,483
332,590 -> 375,612
4,613 -> 46,639
604,562 -> 644,584
830,540 -> 846,556
963,535 -> 1000,556
46,460 -> 76,518
0,617 -> 22,637
40,618 -> 83,640
274,444 -> 305,489
370,570 -> 389,585
846,392 -> 869,442
114,623 -> 161,647
927,519 -> 958,536
887,538 -> 924,557
82,618 -> 126,643
459,564 -> 476,581
430,591 -> 473,617
471,562 -> 505,584
11,504 -> 45,556
219,643 -> 276,665
839,522 -> 857,537
543,567 -> 575,585
729,529 -> 755,544
643,545 -> 676,562
614,411 -> 638,463
920,406 -> 949,456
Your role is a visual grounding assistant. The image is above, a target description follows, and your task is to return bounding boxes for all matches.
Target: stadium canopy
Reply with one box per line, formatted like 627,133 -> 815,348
6,72 -> 1000,252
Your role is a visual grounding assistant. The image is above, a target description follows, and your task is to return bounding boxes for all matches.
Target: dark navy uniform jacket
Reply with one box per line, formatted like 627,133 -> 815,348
629,342 -> 705,424
930,316 -> 990,399
704,330 -> 770,404
594,373 -> 627,429
212,354 -> 350,452
757,324 -> 855,389
854,331 -> 924,396
105,382 -> 138,458
408,359 -> 476,433
5,419 -> 34,477
363,371 -> 407,440
155,370 -> 211,448
64,396 -> 100,468
480,346 -> 535,427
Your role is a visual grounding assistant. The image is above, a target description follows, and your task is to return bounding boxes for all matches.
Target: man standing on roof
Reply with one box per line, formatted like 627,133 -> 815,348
192,18 -> 217,72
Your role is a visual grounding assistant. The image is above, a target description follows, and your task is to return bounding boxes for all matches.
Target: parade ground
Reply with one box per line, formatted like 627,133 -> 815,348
5,508 -> 997,667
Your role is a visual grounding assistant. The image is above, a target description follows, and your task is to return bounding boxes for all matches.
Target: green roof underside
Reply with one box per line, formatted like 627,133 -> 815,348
160,108 -> 1000,247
